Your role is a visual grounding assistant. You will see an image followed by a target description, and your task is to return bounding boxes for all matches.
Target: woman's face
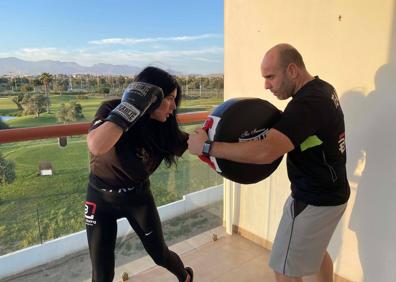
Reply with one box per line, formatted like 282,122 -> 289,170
150,89 -> 177,122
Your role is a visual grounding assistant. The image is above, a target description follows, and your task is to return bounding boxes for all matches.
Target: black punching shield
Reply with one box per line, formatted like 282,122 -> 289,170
203,98 -> 283,184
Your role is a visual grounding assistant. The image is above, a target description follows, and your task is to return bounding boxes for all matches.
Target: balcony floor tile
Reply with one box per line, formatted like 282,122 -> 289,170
120,226 -> 274,282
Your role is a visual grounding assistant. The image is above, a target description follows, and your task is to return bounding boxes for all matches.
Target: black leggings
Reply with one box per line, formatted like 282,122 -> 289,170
85,185 -> 188,282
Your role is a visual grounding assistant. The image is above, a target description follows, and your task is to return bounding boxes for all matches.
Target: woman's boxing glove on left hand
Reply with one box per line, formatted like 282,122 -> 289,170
105,82 -> 164,131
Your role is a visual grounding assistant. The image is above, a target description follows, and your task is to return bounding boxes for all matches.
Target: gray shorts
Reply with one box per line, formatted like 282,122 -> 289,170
269,195 -> 347,277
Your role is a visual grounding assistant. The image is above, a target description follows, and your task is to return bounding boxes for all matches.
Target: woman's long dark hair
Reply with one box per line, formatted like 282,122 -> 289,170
132,66 -> 187,167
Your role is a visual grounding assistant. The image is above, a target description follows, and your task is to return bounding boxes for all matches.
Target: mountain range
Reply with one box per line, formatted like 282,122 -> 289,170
0,57 -> 180,76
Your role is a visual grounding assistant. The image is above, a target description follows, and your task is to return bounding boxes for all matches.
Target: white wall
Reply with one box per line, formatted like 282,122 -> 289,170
224,0 -> 396,281
0,185 -> 223,280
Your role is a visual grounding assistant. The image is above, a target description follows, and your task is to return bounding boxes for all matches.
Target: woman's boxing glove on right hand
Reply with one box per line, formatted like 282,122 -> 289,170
105,82 -> 164,131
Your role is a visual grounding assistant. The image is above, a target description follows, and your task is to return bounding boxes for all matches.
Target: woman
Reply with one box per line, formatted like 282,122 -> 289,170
85,66 -> 193,282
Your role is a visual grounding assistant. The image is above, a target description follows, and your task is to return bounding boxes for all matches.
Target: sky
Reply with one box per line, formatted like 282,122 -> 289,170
0,0 -> 224,74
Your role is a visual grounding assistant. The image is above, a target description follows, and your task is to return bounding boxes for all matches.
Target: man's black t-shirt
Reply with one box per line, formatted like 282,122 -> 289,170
88,100 -> 187,189
273,77 -> 350,206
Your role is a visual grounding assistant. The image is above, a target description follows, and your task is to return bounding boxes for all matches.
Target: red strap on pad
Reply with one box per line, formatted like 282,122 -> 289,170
198,117 -> 216,170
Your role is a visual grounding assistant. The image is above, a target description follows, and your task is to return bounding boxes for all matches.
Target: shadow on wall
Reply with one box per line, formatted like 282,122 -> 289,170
340,63 -> 396,281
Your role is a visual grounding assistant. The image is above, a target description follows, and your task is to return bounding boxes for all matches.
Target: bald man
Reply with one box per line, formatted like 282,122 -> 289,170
188,44 -> 350,282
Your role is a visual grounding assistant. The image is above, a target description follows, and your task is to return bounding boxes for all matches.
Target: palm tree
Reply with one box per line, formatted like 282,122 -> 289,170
33,78 -> 42,93
39,72 -> 53,113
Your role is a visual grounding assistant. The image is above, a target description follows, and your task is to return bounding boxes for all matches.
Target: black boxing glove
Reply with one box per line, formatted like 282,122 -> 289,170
105,82 -> 164,131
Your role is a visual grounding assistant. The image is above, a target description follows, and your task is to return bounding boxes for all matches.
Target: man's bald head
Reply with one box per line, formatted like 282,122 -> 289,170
261,43 -> 313,100
265,43 -> 306,70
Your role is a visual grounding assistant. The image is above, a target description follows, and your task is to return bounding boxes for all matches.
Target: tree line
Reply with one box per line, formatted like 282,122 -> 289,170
0,73 -> 224,96
2,72 -> 223,119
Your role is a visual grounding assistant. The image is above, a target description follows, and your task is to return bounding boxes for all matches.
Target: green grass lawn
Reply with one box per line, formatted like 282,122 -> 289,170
0,96 -> 223,255
1,95 -> 109,128
0,137 -> 222,255
0,97 -> 17,116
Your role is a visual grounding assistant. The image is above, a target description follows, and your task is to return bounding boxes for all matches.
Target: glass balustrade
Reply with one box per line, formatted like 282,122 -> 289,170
0,116 -> 224,281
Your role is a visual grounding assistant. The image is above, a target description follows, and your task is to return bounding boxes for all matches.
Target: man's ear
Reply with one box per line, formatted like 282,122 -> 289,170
287,63 -> 298,79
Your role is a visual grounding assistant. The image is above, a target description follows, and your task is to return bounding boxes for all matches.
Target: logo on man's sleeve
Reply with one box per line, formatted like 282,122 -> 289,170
338,132 -> 346,154
331,89 -> 340,109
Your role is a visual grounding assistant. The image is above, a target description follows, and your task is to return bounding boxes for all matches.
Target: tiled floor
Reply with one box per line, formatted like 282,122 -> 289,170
116,226 -> 275,282
2,225 -> 353,282
1,226 -> 275,282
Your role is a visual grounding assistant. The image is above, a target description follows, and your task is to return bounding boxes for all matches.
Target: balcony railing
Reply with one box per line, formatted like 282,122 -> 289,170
0,111 -> 209,143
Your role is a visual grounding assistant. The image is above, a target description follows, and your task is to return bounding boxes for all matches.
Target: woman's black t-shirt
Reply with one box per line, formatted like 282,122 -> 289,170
273,77 -> 350,206
88,100 -> 187,189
